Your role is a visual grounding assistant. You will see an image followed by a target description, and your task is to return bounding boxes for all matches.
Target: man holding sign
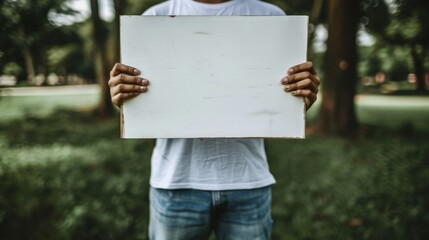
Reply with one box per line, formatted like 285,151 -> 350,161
108,0 -> 320,239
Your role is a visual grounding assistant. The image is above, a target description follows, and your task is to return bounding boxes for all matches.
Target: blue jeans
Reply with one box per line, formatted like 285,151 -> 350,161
149,186 -> 272,240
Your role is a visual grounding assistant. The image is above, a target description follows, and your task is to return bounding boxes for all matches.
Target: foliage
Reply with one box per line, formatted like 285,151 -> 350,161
2,62 -> 23,76
389,0 -> 429,44
0,0 -> 84,82
359,43 -> 415,84
126,0 -> 165,14
1,94 -> 429,239
0,109 -> 153,240
361,0 -> 390,34
389,59 -> 410,81
366,0 -> 429,91
268,134 -> 429,240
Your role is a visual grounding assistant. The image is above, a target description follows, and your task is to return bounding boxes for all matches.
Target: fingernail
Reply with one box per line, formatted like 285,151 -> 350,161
288,68 -> 293,74
292,91 -> 297,95
284,85 -> 291,91
134,69 -> 141,75
282,77 -> 288,84
140,86 -> 147,92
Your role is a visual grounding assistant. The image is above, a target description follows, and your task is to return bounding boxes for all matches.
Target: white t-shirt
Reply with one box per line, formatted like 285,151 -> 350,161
144,0 -> 285,191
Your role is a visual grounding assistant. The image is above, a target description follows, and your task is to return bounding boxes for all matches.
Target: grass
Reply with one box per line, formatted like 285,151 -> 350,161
0,94 -> 98,121
267,136 -> 429,239
1,91 -> 429,239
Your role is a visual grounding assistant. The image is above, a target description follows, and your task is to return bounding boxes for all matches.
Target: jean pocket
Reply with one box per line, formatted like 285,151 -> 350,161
151,188 -> 210,228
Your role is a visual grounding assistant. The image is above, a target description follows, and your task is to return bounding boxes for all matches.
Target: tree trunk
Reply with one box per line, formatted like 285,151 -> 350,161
113,0 -> 128,64
21,47 -> 35,83
90,0 -> 114,117
36,46 -> 49,86
316,0 -> 359,136
310,0 -> 324,23
410,45 -> 427,92
308,0 -> 324,50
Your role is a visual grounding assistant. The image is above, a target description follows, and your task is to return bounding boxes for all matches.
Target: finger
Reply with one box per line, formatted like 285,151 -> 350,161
291,89 -> 317,110
304,98 -> 314,111
109,74 -> 148,87
111,83 -> 148,97
282,70 -> 320,85
110,63 -> 141,77
312,74 -> 321,86
283,78 -> 318,94
291,89 -> 310,97
287,61 -> 317,75
282,71 -> 312,84
111,92 -> 140,107
291,89 -> 314,98
305,94 -> 318,110
282,72 -> 320,94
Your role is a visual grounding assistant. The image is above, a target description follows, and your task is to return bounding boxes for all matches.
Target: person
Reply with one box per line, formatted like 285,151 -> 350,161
108,0 -> 320,239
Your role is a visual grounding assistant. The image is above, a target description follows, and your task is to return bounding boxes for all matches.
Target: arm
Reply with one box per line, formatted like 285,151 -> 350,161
281,61 -> 320,111
108,63 -> 150,107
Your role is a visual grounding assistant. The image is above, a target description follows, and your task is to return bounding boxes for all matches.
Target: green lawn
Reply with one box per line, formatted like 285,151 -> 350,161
0,94 -> 98,121
1,92 -> 428,239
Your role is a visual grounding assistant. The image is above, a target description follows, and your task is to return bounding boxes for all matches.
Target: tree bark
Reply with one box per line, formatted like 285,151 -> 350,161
36,46 -> 49,86
90,0 -> 114,117
410,45 -> 427,92
310,0 -> 324,23
113,0 -> 128,64
316,0 -> 359,136
21,47 -> 35,83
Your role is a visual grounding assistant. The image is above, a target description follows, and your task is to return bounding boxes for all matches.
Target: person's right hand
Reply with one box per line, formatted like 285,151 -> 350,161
108,63 -> 150,107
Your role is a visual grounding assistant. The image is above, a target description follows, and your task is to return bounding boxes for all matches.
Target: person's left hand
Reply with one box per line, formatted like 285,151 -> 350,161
281,61 -> 320,111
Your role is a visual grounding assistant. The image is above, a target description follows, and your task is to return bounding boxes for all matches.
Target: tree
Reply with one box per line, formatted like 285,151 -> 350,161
365,0 -> 429,92
112,0 -> 128,65
265,0 -> 361,136
316,0 -> 360,136
390,0 -> 429,92
94,0 -> 165,116
0,0 -> 76,83
90,0 -> 114,116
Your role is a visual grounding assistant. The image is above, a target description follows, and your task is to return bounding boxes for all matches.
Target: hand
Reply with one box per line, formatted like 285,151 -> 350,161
281,61 -> 320,110
108,63 -> 150,107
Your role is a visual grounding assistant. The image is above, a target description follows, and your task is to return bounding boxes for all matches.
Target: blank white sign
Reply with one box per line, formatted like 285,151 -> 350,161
121,16 -> 308,139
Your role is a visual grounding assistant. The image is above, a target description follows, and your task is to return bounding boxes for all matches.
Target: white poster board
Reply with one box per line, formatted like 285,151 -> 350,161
120,16 -> 308,139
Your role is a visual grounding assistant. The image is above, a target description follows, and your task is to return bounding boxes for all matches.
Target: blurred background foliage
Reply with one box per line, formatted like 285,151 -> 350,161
1,0 -> 429,239
0,96 -> 428,240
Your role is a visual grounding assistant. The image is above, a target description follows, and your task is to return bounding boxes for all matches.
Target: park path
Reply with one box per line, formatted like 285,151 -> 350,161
1,85 -> 99,97
356,94 -> 429,107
